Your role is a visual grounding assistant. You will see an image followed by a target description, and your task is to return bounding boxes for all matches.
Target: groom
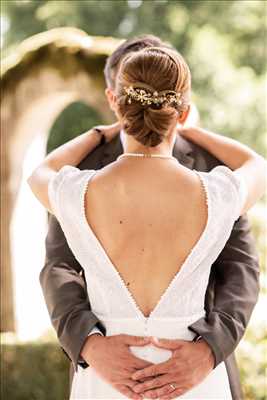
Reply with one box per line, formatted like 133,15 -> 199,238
40,35 -> 259,399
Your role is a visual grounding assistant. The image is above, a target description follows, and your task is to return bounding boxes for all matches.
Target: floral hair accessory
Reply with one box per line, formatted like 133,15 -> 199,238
123,83 -> 183,108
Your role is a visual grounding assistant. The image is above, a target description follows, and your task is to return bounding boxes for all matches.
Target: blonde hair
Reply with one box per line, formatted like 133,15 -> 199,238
115,47 -> 191,147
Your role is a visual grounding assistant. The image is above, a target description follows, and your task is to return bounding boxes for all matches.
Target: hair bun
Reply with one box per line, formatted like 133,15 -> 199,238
143,106 -> 176,146
122,102 -> 177,147
116,46 -> 191,147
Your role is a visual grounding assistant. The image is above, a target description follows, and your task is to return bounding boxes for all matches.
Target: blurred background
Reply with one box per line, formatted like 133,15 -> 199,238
1,1 -> 266,399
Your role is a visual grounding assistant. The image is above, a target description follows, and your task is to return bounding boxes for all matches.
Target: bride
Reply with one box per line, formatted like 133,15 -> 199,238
28,46 -> 266,399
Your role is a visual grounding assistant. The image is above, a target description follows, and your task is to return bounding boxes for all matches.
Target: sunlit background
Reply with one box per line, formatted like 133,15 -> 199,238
1,1 -> 266,399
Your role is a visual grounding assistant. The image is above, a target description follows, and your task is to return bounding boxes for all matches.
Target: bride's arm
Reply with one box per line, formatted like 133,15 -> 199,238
27,123 -> 120,213
179,126 -> 266,214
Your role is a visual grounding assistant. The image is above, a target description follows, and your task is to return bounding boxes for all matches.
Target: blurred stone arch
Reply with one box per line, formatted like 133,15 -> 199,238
1,27 -> 121,332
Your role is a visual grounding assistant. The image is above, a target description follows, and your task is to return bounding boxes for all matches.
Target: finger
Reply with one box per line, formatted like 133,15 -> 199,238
114,349 -> 153,374
96,121 -> 121,133
115,384 -> 143,400
151,336 -> 186,350
132,374 -> 173,393
120,334 -> 151,346
160,387 -> 187,399
120,379 -> 140,389
132,360 -> 172,381
124,374 -> 154,383
176,126 -> 187,136
145,383 -> 184,398
106,121 -> 120,129
127,354 -> 154,370
144,383 -> 182,399
137,376 -> 156,383
109,121 -> 121,132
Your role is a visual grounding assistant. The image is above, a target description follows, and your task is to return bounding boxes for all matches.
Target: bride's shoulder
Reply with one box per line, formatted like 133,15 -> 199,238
87,162 -> 122,185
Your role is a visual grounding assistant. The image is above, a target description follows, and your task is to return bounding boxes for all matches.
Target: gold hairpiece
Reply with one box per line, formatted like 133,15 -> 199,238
123,85 -> 183,107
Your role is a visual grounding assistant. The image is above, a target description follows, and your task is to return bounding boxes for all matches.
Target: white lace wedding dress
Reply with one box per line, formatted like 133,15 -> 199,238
48,164 -> 246,400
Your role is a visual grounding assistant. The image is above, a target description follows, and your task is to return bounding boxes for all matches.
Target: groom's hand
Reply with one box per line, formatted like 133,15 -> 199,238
80,333 -> 153,400
131,337 -> 215,399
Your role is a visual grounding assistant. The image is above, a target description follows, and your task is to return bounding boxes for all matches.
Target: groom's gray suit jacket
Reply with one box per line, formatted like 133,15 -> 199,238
40,133 -> 260,400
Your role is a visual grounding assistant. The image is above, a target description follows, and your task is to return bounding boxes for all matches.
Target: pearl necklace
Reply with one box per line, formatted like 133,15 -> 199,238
117,152 -> 179,163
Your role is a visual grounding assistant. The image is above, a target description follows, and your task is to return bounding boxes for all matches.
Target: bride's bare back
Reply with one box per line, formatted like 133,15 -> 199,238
84,159 -> 207,318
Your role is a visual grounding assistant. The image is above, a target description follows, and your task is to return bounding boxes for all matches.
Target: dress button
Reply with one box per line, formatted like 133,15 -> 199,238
144,325 -> 149,335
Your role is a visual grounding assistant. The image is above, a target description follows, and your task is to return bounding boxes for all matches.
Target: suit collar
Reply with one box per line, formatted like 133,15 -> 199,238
101,130 -> 195,170
173,134 -> 195,169
100,133 -> 124,167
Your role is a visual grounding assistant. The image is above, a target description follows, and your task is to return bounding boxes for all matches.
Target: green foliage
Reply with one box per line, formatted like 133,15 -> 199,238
250,209 -> 267,293
2,0 -> 266,155
46,101 -> 103,153
2,1 -> 266,75
2,341 -> 69,400
236,323 -> 267,400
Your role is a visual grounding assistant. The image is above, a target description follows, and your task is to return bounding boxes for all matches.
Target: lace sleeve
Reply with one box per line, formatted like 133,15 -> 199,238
209,165 -> 248,221
48,165 -> 81,220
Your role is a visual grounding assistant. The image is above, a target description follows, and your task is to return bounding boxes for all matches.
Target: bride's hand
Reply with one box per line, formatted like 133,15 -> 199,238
176,126 -> 194,139
93,121 -> 121,143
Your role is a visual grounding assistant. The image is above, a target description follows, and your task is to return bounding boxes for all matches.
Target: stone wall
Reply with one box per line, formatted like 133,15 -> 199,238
1,27 -> 121,332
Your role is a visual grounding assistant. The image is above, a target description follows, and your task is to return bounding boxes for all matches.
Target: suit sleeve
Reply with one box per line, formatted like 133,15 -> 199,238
40,207 -> 106,372
188,148 -> 260,367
